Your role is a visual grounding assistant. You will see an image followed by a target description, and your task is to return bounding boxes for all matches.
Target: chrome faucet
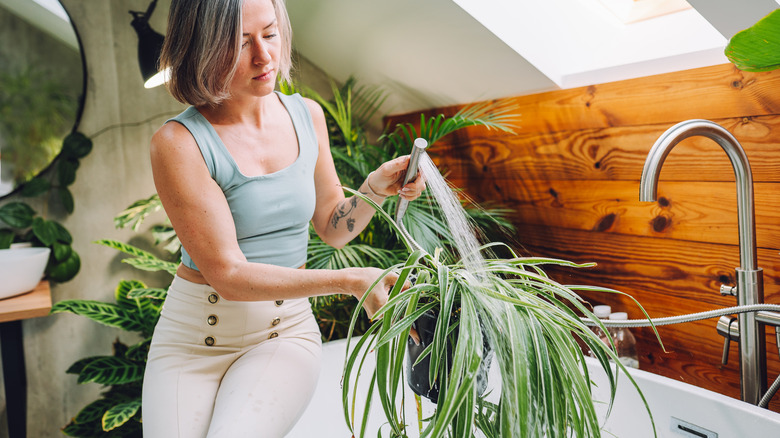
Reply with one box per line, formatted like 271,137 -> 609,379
639,119 -> 766,405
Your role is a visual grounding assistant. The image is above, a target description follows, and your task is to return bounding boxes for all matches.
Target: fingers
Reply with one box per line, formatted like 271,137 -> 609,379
398,170 -> 426,201
409,327 -> 421,346
371,154 -> 428,201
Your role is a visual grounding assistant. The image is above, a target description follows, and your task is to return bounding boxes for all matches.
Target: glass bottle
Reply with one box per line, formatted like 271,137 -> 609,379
608,312 -> 639,369
586,305 -> 611,358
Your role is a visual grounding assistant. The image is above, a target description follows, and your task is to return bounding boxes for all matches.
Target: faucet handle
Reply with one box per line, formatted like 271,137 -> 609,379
721,336 -> 732,365
716,316 -> 739,365
720,284 -> 737,296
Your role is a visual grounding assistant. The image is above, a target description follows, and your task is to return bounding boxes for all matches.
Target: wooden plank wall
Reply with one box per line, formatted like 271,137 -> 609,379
387,63 -> 780,412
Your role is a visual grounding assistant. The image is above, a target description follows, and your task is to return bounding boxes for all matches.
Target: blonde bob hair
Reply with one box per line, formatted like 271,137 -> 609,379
160,0 -> 293,107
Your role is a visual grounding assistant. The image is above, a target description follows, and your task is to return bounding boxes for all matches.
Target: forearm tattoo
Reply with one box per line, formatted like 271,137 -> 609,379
331,196 -> 358,231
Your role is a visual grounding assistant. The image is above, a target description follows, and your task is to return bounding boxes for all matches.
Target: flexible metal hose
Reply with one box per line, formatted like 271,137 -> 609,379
582,303 -> 780,327
581,303 -> 780,409
759,373 -> 780,408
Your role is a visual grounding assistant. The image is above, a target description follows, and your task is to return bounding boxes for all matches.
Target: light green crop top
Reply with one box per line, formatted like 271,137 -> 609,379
167,92 -> 319,270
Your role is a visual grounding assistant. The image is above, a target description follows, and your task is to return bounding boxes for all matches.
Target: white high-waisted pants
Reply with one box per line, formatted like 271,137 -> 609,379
142,275 -> 322,438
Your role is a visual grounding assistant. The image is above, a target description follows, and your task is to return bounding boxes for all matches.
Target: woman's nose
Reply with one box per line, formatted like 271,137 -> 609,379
253,42 -> 271,65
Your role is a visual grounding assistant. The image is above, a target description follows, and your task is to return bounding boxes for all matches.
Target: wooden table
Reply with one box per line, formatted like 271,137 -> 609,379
0,281 -> 52,438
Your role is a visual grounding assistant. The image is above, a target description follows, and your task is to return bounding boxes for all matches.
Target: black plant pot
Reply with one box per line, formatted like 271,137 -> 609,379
406,309 -> 492,403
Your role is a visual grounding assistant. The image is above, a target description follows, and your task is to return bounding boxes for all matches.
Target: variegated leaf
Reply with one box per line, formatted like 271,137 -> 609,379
101,399 -> 141,431
51,300 -> 144,332
78,357 -> 144,385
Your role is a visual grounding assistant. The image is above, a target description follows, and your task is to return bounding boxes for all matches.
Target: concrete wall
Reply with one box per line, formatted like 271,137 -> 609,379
0,0 -> 335,435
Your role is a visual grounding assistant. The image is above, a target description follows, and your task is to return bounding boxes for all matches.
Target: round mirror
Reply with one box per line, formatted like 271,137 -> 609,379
0,0 -> 86,198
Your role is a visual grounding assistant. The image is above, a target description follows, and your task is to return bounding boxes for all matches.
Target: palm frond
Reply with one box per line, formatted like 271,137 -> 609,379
112,194 -> 163,231
381,100 -> 520,152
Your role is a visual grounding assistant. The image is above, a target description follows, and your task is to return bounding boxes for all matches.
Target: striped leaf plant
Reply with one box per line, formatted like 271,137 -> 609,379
340,187 -> 661,438
52,240 -> 174,437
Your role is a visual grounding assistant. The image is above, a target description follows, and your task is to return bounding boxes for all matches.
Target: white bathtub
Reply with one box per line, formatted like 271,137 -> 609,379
287,338 -> 780,437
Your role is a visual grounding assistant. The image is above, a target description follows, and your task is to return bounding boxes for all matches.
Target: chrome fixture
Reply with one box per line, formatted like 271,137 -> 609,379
395,138 -> 428,224
639,119 -> 769,405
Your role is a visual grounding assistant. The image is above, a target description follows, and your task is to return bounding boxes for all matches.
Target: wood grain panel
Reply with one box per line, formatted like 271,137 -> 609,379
426,115 -> 780,183
386,63 -> 780,412
389,64 -> 780,132
505,224 -> 780,306
447,179 -> 780,249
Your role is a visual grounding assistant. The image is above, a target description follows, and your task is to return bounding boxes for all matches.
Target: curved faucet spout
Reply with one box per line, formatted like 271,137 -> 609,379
639,119 -> 766,405
639,119 -> 757,271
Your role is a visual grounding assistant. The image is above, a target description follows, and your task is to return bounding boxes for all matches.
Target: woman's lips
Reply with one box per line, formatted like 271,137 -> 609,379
253,69 -> 274,81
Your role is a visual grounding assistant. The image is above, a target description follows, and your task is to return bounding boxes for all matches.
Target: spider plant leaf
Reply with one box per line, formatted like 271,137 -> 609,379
429,294 -> 481,436
342,324 -> 381,433
358,371 -> 378,438
342,186 -> 429,255
430,265 -> 452,387
412,341 -> 435,368
375,301 -> 438,348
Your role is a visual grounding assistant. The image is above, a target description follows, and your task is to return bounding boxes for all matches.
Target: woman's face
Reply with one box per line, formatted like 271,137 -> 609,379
229,0 -> 281,99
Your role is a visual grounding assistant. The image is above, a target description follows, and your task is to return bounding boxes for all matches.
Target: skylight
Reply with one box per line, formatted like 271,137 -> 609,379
452,0 -> 728,88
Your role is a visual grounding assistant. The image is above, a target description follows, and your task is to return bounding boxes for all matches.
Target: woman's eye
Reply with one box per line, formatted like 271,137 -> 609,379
241,40 -> 250,48
264,33 -> 277,40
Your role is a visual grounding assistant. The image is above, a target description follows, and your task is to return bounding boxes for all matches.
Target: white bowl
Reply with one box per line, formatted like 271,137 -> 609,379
0,247 -> 51,299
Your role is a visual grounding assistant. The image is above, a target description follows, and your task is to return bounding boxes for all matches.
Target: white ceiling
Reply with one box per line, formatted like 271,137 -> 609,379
5,0 -> 779,115
288,0 -> 780,115
287,0 -> 557,115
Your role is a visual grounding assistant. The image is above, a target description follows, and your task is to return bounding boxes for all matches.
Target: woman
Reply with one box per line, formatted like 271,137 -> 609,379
141,0 -> 426,436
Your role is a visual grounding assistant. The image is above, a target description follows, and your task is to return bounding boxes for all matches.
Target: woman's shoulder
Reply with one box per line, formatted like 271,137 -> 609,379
152,119 -> 194,146
150,119 -> 198,162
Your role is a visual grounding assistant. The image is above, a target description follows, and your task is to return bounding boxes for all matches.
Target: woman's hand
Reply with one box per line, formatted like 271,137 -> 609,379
347,267 -> 420,343
368,155 -> 427,201
347,267 -> 402,319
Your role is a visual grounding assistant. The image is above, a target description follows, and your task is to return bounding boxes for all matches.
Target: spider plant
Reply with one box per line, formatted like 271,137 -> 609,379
340,186 -> 659,438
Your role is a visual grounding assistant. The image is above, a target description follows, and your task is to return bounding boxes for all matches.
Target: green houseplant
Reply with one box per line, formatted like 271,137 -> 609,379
287,77 -> 518,340
53,236 -> 176,437
339,180 -> 658,436
0,131 -> 93,282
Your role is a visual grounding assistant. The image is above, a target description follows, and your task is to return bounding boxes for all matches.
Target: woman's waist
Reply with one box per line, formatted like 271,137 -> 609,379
162,275 -> 314,331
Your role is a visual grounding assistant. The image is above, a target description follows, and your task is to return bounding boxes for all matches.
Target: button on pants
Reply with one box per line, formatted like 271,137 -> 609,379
142,275 -> 322,437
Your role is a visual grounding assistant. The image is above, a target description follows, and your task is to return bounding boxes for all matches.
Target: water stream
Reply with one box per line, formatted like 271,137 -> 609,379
417,154 -> 487,274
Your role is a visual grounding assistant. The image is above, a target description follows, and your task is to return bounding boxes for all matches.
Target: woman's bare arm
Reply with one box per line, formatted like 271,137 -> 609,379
150,121 -> 393,312
307,98 -> 426,249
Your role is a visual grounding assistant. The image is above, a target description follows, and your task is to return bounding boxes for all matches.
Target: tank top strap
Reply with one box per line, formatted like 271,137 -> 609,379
275,91 -> 319,165
165,106 -> 236,186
